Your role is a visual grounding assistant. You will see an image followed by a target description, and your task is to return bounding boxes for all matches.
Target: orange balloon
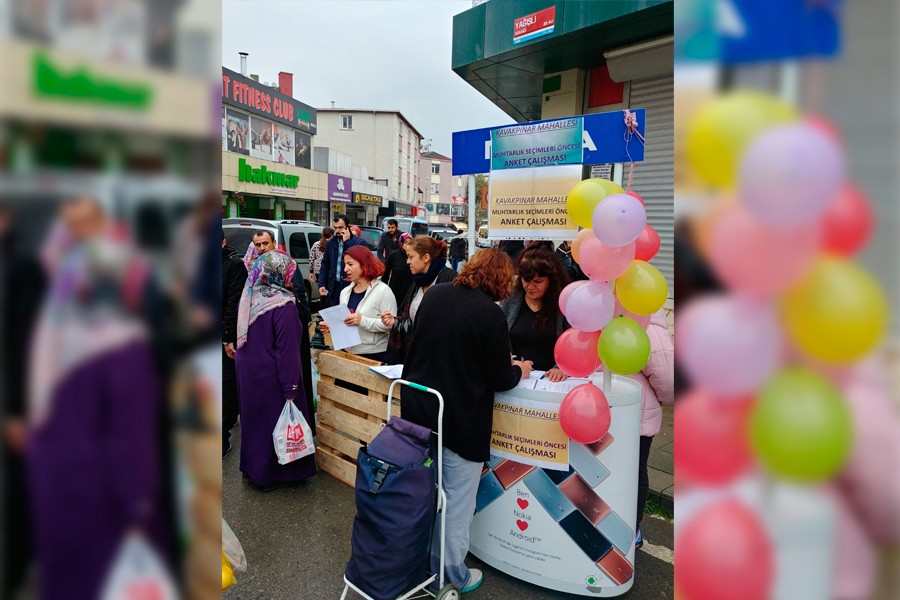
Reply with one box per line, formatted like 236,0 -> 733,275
571,229 -> 593,263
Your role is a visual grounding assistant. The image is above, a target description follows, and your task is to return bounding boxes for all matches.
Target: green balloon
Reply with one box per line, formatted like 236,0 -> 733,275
597,317 -> 650,375
750,368 -> 853,482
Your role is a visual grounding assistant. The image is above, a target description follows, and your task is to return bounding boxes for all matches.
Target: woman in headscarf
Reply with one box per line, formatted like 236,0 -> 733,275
382,231 -> 413,306
26,197 -> 175,600
382,235 -> 456,365
235,249 -> 316,489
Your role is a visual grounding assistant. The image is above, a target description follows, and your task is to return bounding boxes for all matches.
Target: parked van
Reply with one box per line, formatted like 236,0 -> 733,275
382,216 -> 429,237
222,218 -> 324,305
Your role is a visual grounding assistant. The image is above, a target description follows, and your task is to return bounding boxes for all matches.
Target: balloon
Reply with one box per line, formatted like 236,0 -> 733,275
567,180 -> 615,228
612,296 -> 650,329
674,390 -> 754,486
709,202 -> 820,299
625,190 -> 644,205
578,236 -> 635,281
750,367 -> 853,482
592,178 -> 625,197
820,184 -> 873,256
615,261 -> 668,315
740,123 -> 845,229
554,329 -> 602,378
805,114 -> 842,142
676,295 -> 782,397
565,280 -> 615,332
558,280 -> 589,317
571,228 -> 593,263
558,383 -> 611,444
591,194 -> 646,247
781,257 -> 887,364
633,224 -> 660,261
597,317 -> 651,375
686,90 -> 798,188
677,500 -> 774,600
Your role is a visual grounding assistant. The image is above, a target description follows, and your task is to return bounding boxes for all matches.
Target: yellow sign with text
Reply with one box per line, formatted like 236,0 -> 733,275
490,393 -> 569,470
487,164 -> 581,241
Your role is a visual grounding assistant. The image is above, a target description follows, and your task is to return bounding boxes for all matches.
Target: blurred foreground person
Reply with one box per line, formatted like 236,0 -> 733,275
401,248 -> 531,593
236,249 -> 316,489
222,232 -> 247,458
26,197 -> 174,600
1,205 -> 44,598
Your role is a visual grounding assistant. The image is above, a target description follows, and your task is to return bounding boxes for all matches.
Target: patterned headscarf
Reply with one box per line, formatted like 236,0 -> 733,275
399,232 -> 411,255
236,248 -> 296,348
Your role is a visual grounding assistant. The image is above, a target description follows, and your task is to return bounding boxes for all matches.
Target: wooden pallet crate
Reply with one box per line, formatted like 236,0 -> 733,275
315,351 -> 401,487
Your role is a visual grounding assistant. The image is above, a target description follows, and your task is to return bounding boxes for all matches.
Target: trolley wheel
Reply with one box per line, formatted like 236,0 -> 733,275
435,584 -> 459,600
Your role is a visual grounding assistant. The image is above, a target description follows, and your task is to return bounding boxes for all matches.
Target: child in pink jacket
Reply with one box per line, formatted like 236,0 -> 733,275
628,309 -> 674,547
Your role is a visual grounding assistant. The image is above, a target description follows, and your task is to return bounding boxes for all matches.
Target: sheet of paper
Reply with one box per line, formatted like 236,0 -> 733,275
318,304 -> 361,351
515,370 -> 544,389
532,377 -> 592,393
369,364 -> 404,379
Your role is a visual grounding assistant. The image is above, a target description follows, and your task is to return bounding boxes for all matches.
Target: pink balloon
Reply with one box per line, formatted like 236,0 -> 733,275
592,194 -> 646,247
558,383 -> 611,444
558,280 -> 589,317
578,235 -> 635,281
677,500 -> 774,600
674,390 -> 754,485
740,123 -> 845,229
565,280 -> 615,333
820,184 -> 873,256
626,190 -> 644,205
709,203 -> 820,299
554,329 -> 602,378
612,297 -> 651,329
676,294 -> 782,397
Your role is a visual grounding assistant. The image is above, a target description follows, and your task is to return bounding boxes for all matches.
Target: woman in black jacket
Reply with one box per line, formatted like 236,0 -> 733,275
401,248 -> 532,593
382,232 -> 412,306
381,236 -> 456,364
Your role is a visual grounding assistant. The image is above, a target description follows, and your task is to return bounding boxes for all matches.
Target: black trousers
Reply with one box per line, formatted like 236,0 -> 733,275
223,346 -> 239,451
636,435 -> 653,529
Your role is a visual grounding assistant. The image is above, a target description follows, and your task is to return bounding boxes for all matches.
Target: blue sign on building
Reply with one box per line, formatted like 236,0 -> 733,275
452,109 -> 646,176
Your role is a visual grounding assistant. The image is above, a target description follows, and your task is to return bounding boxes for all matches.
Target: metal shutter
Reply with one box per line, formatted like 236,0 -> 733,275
628,75 -> 674,300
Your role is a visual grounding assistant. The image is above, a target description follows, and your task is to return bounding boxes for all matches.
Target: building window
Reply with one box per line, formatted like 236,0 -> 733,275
430,183 -> 440,194
398,167 -> 402,186
341,115 -> 353,130
399,134 -> 402,150
431,162 -> 440,175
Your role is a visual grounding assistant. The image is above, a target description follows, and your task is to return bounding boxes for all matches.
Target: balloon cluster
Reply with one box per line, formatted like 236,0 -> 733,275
676,91 -> 885,600
555,177 -> 669,444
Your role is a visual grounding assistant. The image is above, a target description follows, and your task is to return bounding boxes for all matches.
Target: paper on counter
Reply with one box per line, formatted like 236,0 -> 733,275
318,304 -> 361,351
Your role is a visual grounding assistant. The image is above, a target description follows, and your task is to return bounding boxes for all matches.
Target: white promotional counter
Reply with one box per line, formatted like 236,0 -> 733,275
468,374 -> 642,596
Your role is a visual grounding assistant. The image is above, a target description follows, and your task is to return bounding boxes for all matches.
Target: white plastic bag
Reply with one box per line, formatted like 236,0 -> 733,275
100,533 -> 178,600
273,399 -> 315,465
222,518 -> 247,573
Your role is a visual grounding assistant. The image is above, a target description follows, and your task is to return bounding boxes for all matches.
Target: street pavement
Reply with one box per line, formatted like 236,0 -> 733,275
223,423 -> 674,599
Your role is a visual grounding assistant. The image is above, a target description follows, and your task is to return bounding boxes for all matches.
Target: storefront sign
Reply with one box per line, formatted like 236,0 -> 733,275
222,67 -> 317,133
451,195 -> 466,205
469,378 -> 643,596
238,158 -> 300,188
33,51 -> 153,110
491,118 -> 583,171
328,174 -> 353,203
487,164 -> 581,240
513,6 -> 556,45
491,393 -> 569,470
352,192 -> 382,206
452,109 -> 645,175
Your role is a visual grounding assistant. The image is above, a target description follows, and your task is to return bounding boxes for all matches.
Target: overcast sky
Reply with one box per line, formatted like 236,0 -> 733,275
222,0 -> 514,157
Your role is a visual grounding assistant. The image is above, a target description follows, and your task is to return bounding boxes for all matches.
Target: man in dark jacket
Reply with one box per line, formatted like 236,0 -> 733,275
222,233 -> 247,457
317,214 -> 368,307
449,233 -> 468,271
376,218 -> 401,262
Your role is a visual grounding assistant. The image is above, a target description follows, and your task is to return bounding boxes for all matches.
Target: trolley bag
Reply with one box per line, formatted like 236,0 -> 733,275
344,417 -> 437,600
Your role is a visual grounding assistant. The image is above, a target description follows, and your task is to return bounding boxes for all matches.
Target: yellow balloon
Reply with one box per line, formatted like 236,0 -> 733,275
782,257 -> 887,364
685,91 -> 798,189
566,179 -> 622,228
616,260 -> 668,315
571,229 -> 593,263
222,551 -> 237,590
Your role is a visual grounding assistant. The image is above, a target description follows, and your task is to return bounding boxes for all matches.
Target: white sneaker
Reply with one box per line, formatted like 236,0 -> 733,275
461,569 -> 483,593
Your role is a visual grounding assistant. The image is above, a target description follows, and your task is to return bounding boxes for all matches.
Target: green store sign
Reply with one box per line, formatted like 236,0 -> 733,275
238,158 -> 300,188
32,52 -> 153,110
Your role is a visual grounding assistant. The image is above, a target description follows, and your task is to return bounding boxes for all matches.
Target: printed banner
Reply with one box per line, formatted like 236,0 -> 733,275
491,118 -> 583,171
491,393 -> 569,470
487,164 -> 581,240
